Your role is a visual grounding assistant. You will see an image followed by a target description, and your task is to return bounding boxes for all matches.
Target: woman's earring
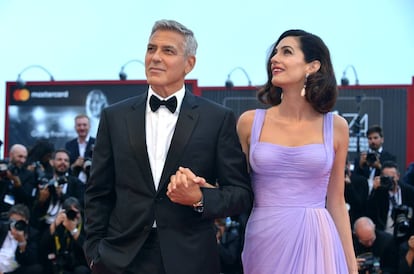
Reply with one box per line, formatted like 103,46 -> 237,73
301,73 -> 309,97
280,92 -> 283,100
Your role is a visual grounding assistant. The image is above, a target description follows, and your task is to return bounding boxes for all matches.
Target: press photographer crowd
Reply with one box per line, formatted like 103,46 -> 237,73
1,114 -> 414,274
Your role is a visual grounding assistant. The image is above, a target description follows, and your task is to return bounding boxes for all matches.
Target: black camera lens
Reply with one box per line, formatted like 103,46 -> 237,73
380,176 -> 394,190
66,209 -> 78,220
366,152 -> 378,164
10,220 -> 27,231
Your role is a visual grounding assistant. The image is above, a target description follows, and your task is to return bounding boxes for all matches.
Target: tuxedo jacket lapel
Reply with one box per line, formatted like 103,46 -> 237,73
157,92 -> 199,193
126,95 -> 156,192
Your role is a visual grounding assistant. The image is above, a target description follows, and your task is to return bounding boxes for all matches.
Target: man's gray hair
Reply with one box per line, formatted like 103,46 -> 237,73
151,19 -> 198,56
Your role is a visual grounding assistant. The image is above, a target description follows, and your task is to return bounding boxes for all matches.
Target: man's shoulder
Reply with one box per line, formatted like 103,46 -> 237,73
65,138 -> 78,146
401,182 -> 414,195
190,94 -> 232,113
380,150 -> 396,161
111,94 -> 144,108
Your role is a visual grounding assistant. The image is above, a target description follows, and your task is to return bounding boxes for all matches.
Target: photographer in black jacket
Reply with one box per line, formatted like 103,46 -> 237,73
0,144 -> 36,218
31,149 -> 84,237
353,125 -> 397,196
367,161 -> 414,242
40,196 -> 89,274
0,204 -> 43,274
353,216 -> 398,274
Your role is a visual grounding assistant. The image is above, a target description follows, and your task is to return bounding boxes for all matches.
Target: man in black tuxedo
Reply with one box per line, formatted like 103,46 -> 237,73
84,19 -> 253,274
65,114 -> 95,184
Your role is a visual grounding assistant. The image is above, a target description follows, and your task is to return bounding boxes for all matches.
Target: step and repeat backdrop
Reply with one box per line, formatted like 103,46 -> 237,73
4,79 -> 414,169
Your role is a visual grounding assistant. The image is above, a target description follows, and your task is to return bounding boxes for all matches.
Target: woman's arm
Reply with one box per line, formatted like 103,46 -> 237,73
326,114 -> 358,274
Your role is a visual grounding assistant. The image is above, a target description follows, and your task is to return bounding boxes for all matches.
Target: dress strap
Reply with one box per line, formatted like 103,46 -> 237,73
323,112 -> 334,152
250,109 -> 266,145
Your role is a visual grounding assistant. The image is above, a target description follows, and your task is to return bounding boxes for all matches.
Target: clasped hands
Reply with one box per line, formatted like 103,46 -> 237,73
167,167 -> 214,206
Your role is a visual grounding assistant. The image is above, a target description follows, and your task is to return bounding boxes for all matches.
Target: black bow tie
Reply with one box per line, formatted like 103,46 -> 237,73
149,95 -> 177,113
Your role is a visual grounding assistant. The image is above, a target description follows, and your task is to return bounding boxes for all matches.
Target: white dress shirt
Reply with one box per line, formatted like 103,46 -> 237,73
145,86 -> 185,190
0,231 -> 19,272
77,135 -> 91,183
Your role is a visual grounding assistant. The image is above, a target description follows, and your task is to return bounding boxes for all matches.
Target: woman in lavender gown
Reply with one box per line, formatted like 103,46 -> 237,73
237,30 -> 358,274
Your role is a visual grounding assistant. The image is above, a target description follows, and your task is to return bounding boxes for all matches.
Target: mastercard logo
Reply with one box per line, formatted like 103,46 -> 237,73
13,89 -> 31,101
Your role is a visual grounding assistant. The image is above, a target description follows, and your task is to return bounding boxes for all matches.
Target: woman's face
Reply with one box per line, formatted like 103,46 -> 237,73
88,93 -> 106,117
270,36 -> 308,89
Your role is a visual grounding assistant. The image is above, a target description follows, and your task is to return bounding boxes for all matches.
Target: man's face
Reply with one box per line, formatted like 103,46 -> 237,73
145,29 -> 195,96
9,147 -> 27,168
75,117 -> 90,138
367,132 -> 383,151
52,152 -> 70,174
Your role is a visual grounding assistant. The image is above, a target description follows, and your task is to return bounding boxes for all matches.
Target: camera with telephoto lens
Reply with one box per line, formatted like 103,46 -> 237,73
379,176 -> 394,190
63,206 -> 78,221
9,219 -> 27,232
392,204 -> 413,241
0,160 -> 9,177
39,175 -> 68,190
366,152 -> 379,165
357,252 -> 381,273
0,159 -> 19,177
83,157 -> 92,175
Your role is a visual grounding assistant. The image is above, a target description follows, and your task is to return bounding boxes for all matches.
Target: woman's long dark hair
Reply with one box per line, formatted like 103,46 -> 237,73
257,29 -> 337,113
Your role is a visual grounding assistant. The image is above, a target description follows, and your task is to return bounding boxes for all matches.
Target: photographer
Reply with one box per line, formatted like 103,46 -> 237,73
366,161 -> 414,240
0,144 -> 36,218
39,197 -> 89,274
65,114 -> 95,184
0,204 -> 43,274
353,125 -> 397,195
25,139 -> 55,180
353,217 -> 398,274
31,149 -> 85,237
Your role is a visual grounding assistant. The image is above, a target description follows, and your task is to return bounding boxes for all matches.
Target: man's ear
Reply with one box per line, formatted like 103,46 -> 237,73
185,56 -> 196,75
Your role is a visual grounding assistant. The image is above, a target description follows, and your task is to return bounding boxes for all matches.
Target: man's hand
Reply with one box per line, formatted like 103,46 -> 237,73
167,167 -> 203,206
6,171 -> 22,187
72,157 -> 84,170
10,225 -> 26,243
359,152 -> 367,168
52,210 -> 78,235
